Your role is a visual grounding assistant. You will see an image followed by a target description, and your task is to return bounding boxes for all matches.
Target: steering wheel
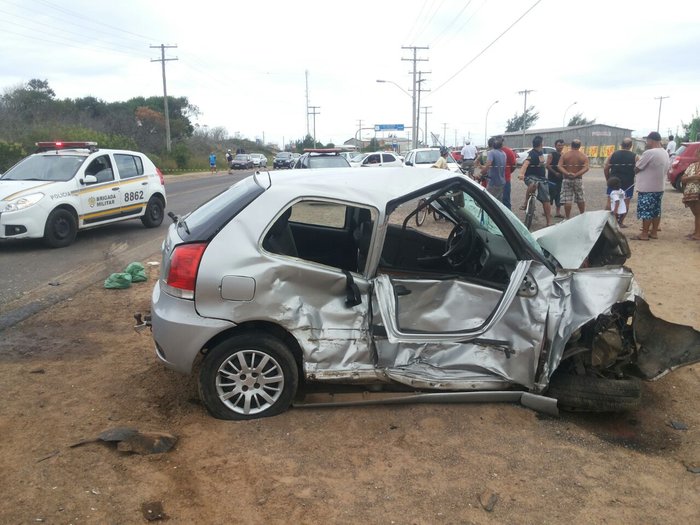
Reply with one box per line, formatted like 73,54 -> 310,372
443,222 -> 476,268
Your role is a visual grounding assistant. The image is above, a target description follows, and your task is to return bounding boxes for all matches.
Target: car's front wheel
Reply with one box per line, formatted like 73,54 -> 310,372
199,332 -> 299,420
546,373 -> 641,412
43,208 -> 77,248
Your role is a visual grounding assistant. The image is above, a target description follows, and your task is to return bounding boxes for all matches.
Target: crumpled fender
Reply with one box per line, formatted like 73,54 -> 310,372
631,296 -> 700,380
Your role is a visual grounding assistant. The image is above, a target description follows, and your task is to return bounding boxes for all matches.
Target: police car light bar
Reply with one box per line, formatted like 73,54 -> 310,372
35,141 -> 98,149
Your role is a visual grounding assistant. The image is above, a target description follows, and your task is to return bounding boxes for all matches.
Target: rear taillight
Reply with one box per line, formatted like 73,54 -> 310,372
163,243 -> 207,299
156,167 -> 165,186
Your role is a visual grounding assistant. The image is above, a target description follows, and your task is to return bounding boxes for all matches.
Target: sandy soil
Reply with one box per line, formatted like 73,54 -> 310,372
1,170 -> 699,524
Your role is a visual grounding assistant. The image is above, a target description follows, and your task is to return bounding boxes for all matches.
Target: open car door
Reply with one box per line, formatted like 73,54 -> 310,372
368,180 -> 553,391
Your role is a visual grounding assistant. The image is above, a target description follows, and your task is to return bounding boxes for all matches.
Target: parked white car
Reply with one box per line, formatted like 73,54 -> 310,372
250,154 -> 267,169
350,151 -> 404,167
516,146 -> 557,167
404,148 -> 462,173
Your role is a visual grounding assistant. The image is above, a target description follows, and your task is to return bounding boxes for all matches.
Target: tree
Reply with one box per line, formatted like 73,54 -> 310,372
567,113 -> 596,127
505,106 -> 539,132
681,111 -> 700,141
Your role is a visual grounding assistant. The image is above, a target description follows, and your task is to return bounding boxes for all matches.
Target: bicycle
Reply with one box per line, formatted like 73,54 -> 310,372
523,179 -> 556,230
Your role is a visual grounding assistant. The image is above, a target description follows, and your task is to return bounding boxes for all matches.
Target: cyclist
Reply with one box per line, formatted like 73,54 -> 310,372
519,135 -> 552,227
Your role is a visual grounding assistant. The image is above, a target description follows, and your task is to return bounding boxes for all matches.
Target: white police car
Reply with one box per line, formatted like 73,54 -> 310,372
0,141 -> 167,247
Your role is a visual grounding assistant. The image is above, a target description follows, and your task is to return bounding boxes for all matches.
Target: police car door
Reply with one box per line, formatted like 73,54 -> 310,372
113,153 -> 149,218
78,154 -> 122,226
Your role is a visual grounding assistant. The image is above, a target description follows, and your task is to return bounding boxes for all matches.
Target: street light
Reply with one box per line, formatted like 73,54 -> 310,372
563,101 -> 578,127
377,79 -> 413,145
484,100 -> 499,147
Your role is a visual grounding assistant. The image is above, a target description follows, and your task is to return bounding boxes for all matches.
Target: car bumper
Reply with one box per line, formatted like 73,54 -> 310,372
0,207 -> 47,240
151,281 -> 234,374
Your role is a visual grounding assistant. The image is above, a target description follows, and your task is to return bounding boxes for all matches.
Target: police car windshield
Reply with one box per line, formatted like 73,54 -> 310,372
2,155 -> 84,182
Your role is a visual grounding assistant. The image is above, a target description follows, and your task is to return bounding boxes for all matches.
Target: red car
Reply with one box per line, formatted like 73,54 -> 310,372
667,142 -> 700,190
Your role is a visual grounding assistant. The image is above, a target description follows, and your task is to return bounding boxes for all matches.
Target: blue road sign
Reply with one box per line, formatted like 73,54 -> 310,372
374,124 -> 405,131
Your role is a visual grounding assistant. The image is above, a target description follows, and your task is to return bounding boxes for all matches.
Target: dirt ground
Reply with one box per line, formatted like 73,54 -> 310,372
1,171 -> 699,524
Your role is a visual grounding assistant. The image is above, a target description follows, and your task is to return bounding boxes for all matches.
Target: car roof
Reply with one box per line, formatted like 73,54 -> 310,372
266,167 -> 466,208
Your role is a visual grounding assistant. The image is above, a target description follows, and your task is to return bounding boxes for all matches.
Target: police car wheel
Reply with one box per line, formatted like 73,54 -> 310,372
141,197 -> 164,228
43,208 -> 77,248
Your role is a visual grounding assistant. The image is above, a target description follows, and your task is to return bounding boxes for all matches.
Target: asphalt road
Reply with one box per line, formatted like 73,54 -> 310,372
0,169 -> 251,320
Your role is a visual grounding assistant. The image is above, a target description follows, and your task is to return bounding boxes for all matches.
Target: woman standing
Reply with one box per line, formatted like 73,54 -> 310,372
681,147 -> 700,240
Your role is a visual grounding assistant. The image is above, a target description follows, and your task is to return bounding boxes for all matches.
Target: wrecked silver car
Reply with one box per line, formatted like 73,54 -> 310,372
148,168 -> 700,420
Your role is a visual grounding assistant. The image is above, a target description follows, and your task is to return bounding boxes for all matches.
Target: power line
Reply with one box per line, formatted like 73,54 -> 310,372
432,0 -> 543,94
429,0 -> 474,48
403,0 -> 430,45
411,0 -> 449,45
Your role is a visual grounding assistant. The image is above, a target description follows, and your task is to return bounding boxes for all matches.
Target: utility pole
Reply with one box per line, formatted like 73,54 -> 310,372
150,44 -> 178,153
654,95 -> 669,132
402,46 -> 429,149
422,106 -> 432,145
415,71 -> 430,147
308,106 -> 320,147
356,119 -> 363,148
305,70 -> 310,137
442,123 -> 448,145
517,89 -> 535,148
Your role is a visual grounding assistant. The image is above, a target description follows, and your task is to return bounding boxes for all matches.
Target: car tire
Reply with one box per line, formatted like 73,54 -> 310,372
199,332 -> 299,420
546,373 -> 641,412
43,208 -> 77,248
672,171 -> 685,191
141,196 -> 164,228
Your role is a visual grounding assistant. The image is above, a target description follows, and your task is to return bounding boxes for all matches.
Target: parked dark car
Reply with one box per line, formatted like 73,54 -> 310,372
667,142 -> 700,190
273,152 -> 294,169
230,154 -> 254,170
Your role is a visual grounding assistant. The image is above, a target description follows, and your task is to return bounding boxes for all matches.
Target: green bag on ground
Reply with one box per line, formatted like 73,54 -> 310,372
124,262 -> 148,282
104,272 -> 133,289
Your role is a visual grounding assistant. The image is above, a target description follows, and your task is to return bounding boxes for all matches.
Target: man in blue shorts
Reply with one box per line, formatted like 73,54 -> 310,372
604,137 -> 637,227
519,135 -> 552,227
633,132 -> 669,240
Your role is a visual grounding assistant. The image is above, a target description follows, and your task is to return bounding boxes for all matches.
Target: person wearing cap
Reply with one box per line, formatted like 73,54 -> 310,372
633,131 -> 670,240
558,139 -> 589,219
460,140 -> 478,177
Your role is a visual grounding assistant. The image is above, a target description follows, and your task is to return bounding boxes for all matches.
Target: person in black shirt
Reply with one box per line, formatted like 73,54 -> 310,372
518,135 -> 552,227
604,138 -> 637,227
546,139 -> 565,218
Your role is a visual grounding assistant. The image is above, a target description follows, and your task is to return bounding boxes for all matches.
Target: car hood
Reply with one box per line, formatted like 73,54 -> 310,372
532,211 -> 630,269
0,180 -> 55,201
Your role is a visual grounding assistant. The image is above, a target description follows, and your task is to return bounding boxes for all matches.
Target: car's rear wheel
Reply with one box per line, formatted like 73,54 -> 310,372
199,332 -> 299,420
546,373 -> 641,412
141,196 -> 164,228
43,208 -> 77,248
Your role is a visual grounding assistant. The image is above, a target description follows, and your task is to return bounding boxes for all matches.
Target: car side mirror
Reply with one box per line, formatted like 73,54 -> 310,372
82,175 -> 97,185
405,161 -> 413,166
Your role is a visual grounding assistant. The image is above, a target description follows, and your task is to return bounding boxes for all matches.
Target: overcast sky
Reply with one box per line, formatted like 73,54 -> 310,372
1,0 -> 699,148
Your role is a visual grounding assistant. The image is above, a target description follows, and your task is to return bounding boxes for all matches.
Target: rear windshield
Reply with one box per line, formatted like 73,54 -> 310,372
177,175 -> 266,241
1,154 -> 85,181
306,156 -> 351,168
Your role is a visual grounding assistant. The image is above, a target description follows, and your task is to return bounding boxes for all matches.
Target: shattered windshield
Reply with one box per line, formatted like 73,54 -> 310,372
1,154 -> 85,182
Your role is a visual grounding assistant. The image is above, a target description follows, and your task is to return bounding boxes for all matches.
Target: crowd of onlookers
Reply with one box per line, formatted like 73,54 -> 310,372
438,132 -> 700,240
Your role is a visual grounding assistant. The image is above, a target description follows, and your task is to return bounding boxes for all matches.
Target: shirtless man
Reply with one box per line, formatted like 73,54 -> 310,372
558,139 -> 589,218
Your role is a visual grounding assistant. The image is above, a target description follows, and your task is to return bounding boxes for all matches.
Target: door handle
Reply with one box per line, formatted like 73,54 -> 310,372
111,187 -> 120,191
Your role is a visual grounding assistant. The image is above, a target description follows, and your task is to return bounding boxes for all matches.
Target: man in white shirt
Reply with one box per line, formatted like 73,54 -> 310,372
666,135 -> 677,156
634,131 -> 670,240
460,140 -> 478,176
